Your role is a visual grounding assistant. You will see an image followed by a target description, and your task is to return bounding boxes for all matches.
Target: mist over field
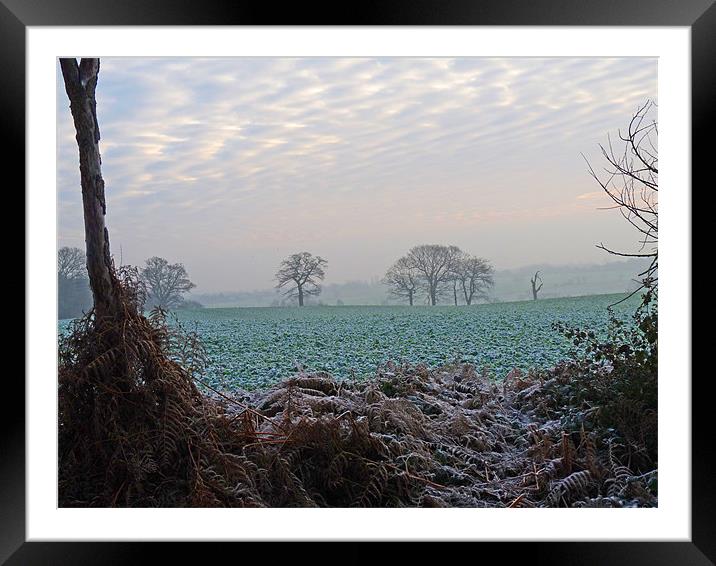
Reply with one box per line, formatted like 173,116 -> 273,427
185,258 -> 649,308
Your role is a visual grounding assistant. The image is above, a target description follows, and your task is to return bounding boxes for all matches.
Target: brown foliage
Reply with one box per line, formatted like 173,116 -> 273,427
59,278 -> 656,507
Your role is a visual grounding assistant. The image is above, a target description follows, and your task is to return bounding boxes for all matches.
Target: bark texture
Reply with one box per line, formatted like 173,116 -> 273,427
60,58 -> 120,319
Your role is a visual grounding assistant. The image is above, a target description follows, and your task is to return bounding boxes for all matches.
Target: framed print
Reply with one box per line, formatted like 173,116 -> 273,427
8,0 -> 712,563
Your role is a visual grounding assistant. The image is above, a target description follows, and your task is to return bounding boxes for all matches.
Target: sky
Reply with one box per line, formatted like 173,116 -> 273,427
57,57 -> 657,293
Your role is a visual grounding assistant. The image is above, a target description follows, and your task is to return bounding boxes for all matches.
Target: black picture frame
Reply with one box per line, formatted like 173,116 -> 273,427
7,1 -> 710,563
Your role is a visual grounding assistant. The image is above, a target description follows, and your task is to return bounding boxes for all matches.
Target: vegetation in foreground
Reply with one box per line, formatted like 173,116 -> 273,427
59,277 -> 656,508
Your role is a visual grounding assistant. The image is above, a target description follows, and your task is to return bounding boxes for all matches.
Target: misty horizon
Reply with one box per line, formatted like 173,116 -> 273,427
185,257 -> 649,307
188,257 -> 645,296
57,57 -> 657,294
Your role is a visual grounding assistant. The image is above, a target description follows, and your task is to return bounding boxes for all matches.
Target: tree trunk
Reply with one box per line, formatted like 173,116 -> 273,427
298,285 -> 304,306
531,272 -> 542,300
60,58 -> 120,320
453,284 -> 458,306
408,290 -> 413,306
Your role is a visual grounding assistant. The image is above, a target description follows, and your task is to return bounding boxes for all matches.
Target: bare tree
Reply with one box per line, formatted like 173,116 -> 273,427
585,100 -> 658,296
383,256 -> 419,306
140,256 -> 196,309
275,252 -> 327,307
449,254 -> 466,306
60,58 -> 121,319
450,277 -> 460,306
454,255 -> 494,305
405,244 -> 462,306
58,246 -> 87,280
530,271 -> 543,301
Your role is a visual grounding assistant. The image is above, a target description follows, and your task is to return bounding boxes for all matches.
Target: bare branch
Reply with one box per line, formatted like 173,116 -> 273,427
585,100 -> 658,299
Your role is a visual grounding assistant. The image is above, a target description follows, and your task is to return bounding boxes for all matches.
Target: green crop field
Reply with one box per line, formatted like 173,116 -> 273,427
59,293 -> 640,390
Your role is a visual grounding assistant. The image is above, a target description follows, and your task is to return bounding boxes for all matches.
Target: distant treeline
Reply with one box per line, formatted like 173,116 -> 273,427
189,258 -> 650,308
58,275 -> 93,319
58,247 -> 200,319
60,257 -> 650,315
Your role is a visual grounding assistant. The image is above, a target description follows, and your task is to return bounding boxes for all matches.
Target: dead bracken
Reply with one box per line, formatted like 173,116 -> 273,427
59,283 -> 656,508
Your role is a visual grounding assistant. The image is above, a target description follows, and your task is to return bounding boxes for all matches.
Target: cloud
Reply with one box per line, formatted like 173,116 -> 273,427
57,57 -> 657,291
576,191 -> 609,201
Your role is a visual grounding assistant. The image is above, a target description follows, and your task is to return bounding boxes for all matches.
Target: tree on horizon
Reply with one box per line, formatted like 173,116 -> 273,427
275,252 -> 327,307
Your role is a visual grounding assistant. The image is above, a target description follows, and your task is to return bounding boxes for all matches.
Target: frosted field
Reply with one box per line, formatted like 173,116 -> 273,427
60,293 -> 639,390
172,293 -> 639,389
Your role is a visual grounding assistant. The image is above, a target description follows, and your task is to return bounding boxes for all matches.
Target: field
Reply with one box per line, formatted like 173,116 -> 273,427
178,293 -> 640,390
59,293 -> 639,390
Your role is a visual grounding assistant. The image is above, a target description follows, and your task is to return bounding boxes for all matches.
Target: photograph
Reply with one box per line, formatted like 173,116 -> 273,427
56,55 -> 660,509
